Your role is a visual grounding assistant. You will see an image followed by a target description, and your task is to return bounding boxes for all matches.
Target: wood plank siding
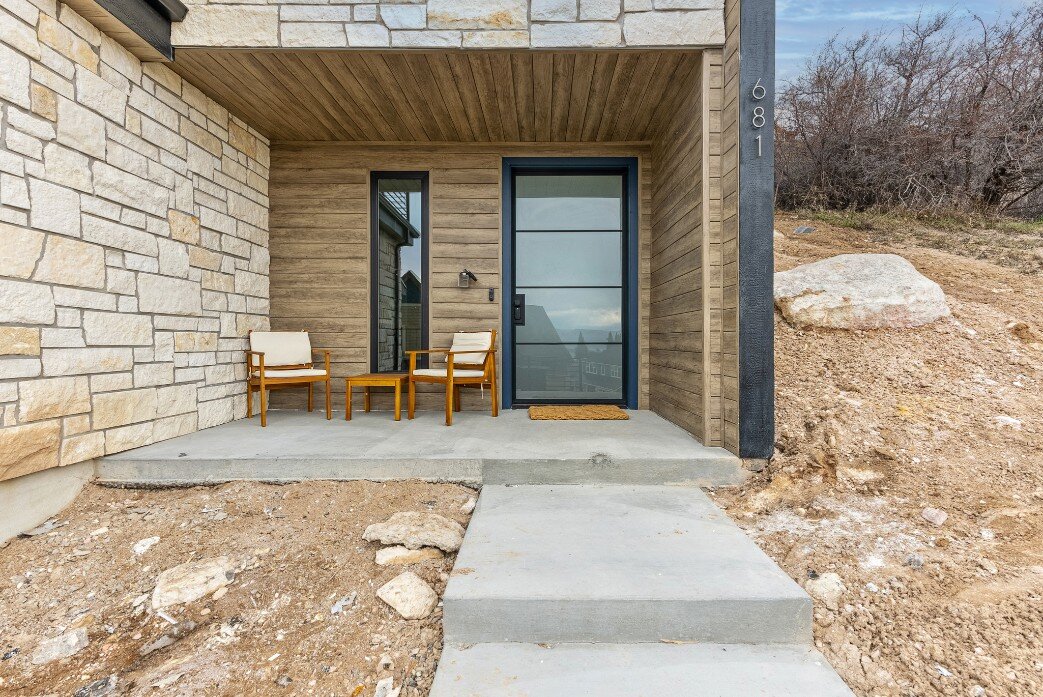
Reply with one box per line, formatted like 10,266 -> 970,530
721,0 -> 742,452
268,142 -> 651,412
172,51 -> 697,144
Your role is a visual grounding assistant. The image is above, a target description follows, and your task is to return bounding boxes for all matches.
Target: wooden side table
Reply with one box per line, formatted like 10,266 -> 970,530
345,373 -> 407,421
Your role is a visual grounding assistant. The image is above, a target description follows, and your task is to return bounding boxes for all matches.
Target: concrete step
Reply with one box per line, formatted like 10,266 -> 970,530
443,485 -> 811,644
431,642 -> 856,697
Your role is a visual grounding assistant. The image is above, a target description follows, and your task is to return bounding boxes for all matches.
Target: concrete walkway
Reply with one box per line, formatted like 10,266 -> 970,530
431,485 -> 854,696
97,410 -> 743,487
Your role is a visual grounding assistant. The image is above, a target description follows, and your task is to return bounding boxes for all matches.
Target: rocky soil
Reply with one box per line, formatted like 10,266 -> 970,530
0,480 -> 475,696
714,213 -> 1043,697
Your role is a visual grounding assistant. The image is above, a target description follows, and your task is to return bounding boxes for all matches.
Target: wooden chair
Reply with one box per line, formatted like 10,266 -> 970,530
246,330 -> 331,427
407,330 -> 498,426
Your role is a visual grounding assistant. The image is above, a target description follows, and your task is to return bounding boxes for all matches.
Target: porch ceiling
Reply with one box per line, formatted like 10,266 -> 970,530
171,49 -> 699,142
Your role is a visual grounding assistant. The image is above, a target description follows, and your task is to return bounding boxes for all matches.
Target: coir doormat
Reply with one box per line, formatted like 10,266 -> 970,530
528,405 -> 630,420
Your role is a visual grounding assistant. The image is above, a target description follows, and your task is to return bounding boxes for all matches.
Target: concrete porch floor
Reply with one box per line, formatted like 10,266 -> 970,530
96,409 -> 744,487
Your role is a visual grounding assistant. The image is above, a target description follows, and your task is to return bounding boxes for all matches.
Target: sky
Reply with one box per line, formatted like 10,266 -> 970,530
776,0 -> 1030,83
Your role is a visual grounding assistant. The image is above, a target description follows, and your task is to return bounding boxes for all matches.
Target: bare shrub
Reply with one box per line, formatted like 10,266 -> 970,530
776,4 -> 1043,216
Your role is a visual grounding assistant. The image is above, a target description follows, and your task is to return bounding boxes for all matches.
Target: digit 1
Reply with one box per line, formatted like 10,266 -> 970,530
755,135 -> 762,157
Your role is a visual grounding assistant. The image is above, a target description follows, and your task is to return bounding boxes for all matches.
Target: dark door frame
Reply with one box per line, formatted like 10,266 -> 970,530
369,171 -> 430,373
500,157 -> 639,410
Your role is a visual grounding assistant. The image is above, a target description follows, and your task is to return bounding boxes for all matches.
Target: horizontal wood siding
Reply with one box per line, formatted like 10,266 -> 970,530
721,0 -> 741,453
648,55 -> 706,439
269,142 -> 650,412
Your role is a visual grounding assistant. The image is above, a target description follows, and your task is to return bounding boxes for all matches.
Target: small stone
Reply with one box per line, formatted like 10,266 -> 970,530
32,628 -> 88,665
971,686 -> 986,696
904,553 -> 924,569
460,497 -> 477,514
375,546 -> 445,566
212,586 -> 227,600
73,675 -> 117,697
133,536 -> 160,555
151,557 -> 235,610
374,676 -> 401,697
378,653 -> 394,670
921,507 -> 948,526
276,675 -> 292,687
992,415 -> 1022,430
376,572 -> 439,620
364,512 -> 465,552
980,529 -> 995,540
331,592 -> 357,615
937,664 -> 953,677
804,572 -> 845,611
21,518 -> 60,536
979,559 -> 998,575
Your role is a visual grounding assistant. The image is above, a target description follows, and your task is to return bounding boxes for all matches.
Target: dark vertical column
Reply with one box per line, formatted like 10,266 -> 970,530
737,0 -> 775,458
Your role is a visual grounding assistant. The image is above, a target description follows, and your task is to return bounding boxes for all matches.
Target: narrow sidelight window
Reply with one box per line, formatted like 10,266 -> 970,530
370,172 -> 428,372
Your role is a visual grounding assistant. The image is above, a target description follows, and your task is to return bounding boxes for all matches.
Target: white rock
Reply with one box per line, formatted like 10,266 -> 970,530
363,512 -> 465,552
376,571 -> 439,620
32,628 -> 88,665
374,676 -> 401,697
992,415 -> 1022,430
804,572 -> 845,611
773,229 -> 785,242
375,546 -> 445,566
151,557 -> 235,610
0,278 -> 55,324
921,507 -> 948,526
133,536 -> 160,555
460,497 -> 477,514
774,254 -> 951,329
623,10 -> 723,45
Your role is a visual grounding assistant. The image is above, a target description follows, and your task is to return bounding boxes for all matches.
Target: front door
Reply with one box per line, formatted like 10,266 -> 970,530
506,165 -> 633,406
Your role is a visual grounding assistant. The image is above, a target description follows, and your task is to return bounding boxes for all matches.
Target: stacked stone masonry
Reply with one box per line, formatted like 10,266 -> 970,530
0,0 -> 271,482
172,0 -> 725,49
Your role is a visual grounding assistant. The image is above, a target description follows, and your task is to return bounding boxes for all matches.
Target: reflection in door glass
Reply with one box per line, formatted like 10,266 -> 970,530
515,175 -> 622,231
375,177 -> 424,372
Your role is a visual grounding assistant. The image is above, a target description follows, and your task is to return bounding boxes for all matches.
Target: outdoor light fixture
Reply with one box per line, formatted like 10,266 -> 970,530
459,269 -> 478,287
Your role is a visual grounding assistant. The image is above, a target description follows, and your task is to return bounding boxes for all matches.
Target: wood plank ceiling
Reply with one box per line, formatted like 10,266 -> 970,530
171,50 -> 700,142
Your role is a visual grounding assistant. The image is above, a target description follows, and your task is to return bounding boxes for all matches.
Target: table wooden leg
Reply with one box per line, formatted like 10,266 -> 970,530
345,382 -> 352,421
394,382 -> 402,421
364,387 -> 371,412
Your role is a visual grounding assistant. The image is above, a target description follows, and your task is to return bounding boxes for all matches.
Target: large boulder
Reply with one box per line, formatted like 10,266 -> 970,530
363,512 -> 464,552
774,254 -> 950,329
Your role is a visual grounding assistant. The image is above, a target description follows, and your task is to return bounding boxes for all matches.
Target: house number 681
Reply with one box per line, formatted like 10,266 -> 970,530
751,78 -> 766,157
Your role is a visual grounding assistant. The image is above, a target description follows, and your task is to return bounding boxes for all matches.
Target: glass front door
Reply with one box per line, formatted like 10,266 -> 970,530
510,170 -> 628,404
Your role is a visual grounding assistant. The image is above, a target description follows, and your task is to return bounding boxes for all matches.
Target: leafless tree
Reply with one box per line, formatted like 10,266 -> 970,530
776,3 -> 1043,216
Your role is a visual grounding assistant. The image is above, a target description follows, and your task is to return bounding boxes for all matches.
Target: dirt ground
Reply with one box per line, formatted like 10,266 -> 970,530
0,480 -> 475,696
713,213 -> 1043,697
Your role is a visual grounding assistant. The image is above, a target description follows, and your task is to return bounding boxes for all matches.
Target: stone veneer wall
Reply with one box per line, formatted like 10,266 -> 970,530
0,0 -> 271,482
172,0 -> 724,50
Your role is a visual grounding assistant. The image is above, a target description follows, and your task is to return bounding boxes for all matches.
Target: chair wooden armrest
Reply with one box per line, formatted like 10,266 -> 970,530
246,350 -> 265,375
312,349 -> 331,374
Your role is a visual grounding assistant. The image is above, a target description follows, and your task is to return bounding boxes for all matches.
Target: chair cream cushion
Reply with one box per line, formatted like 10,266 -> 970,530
253,368 -> 327,379
412,368 -> 485,378
445,331 -> 492,365
250,331 -> 312,367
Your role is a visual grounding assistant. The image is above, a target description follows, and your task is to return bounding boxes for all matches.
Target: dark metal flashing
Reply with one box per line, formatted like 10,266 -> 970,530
737,0 -> 776,458
95,0 -> 187,60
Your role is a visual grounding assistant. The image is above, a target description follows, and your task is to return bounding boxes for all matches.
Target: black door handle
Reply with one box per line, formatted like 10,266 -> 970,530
512,294 -> 526,325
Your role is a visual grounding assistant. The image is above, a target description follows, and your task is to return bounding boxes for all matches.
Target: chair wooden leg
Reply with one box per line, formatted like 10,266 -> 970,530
259,382 -> 267,427
453,385 -> 461,412
408,380 -> 416,419
247,382 -> 253,418
345,383 -> 352,421
325,379 -> 331,420
394,382 -> 402,421
308,383 -> 314,412
445,381 -> 454,426
491,379 -> 498,417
